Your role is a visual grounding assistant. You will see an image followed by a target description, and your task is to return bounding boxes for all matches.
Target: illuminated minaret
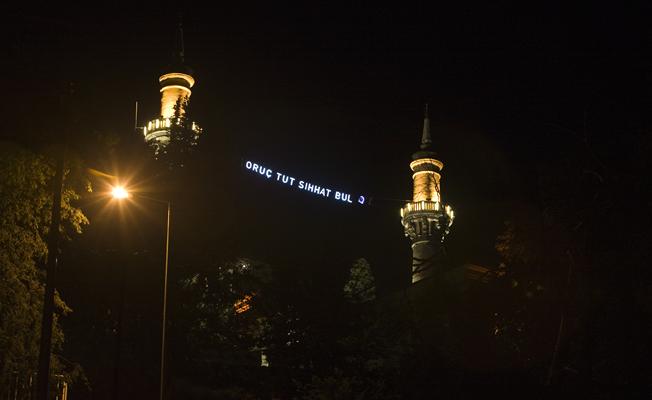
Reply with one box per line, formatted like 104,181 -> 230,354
143,20 -> 201,152
400,106 -> 455,284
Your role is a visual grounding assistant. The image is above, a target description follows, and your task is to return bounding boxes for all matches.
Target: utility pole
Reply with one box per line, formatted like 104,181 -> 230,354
36,148 -> 64,400
36,79 -> 73,400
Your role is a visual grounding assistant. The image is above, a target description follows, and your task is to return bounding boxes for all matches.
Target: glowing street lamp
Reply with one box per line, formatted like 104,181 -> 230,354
108,184 -> 130,400
111,186 -> 130,199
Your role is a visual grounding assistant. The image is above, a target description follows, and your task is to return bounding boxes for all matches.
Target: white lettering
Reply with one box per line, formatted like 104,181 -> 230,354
244,161 -> 365,206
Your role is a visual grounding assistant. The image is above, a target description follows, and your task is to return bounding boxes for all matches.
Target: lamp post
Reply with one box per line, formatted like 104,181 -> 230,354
160,200 -> 171,400
109,185 -> 171,400
109,186 -> 128,400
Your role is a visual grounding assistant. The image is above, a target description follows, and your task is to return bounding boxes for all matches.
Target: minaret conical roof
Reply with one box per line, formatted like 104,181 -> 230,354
412,104 -> 437,160
420,104 -> 432,150
163,17 -> 193,76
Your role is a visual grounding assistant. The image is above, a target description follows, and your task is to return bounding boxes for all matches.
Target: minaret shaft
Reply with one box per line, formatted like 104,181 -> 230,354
412,171 -> 441,203
158,72 -> 194,119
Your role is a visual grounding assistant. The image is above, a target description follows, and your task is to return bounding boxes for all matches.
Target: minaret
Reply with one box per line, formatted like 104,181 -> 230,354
143,19 -> 202,152
400,105 -> 455,284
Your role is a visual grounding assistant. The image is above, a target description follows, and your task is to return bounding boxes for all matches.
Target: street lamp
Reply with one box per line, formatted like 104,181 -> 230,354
109,185 -> 128,400
109,185 -> 171,400
111,186 -> 129,199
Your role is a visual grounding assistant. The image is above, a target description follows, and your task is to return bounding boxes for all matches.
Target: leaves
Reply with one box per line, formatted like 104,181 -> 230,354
0,141 -> 88,391
156,97 -> 200,171
343,258 -> 376,304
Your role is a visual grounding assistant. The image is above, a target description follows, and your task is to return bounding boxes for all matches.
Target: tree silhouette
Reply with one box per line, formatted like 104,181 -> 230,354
156,97 -> 200,172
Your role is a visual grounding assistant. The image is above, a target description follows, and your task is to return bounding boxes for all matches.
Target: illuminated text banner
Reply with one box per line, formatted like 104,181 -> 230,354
244,160 -> 366,205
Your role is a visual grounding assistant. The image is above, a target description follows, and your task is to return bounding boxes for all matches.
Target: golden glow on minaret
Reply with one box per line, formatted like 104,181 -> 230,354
159,72 -> 195,118
410,158 -> 443,203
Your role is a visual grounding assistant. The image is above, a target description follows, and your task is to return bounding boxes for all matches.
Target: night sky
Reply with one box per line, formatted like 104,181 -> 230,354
4,3 -> 650,289
2,4 -> 650,392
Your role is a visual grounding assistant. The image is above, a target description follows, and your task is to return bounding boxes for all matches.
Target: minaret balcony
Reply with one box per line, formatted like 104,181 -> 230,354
401,201 -> 454,220
143,117 -> 202,144
400,201 -> 455,241
145,117 -> 172,134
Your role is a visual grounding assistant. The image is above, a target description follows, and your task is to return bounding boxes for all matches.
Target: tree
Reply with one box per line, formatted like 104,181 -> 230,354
296,259 -> 417,400
169,258 -> 275,398
491,117 -> 652,387
491,206 -> 566,379
156,97 -> 200,171
343,258 -> 376,304
170,257 -> 388,398
0,141 -> 88,395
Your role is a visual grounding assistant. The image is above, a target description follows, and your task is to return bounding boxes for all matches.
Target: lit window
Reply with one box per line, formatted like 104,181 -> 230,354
234,294 -> 254,314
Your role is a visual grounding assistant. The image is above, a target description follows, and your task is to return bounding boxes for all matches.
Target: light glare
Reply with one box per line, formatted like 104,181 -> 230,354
112,186 -> 129,199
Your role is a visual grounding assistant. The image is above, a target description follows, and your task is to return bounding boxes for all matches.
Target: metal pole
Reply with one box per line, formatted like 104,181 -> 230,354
112,253 -> 126,400
36,151 -> 65,400
134,101 -> 139,131
159,201 -> 171,400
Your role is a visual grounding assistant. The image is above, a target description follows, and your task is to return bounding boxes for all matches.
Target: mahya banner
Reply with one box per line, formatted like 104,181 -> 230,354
243,160 -> 367,205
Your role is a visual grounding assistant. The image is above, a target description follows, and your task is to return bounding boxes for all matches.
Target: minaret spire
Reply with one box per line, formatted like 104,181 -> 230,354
420,103 -> 432,149
174,16 -> 185,64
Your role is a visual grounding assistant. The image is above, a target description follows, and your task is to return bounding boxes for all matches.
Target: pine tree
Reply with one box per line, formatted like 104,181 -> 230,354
343,258 -> 376,303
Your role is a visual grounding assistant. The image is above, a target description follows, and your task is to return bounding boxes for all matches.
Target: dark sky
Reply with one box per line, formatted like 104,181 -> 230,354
4,3 -> 650,292
2,4 -> 650,396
